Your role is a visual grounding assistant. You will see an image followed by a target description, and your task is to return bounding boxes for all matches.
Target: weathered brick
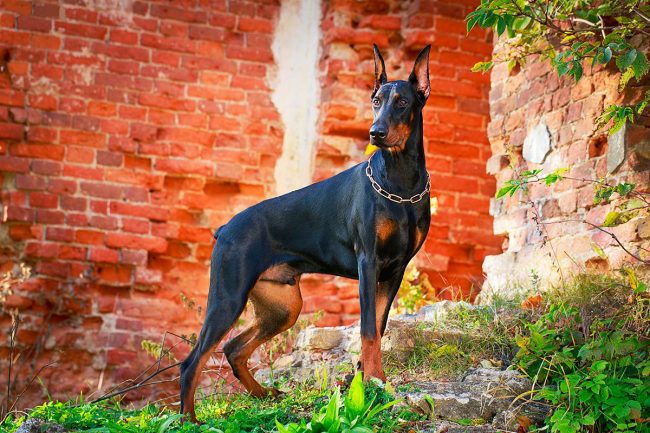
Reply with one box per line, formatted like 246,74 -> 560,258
105,233 -> 167,253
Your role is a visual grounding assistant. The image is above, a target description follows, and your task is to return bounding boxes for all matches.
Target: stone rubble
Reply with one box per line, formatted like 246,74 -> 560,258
15,418 -> 66,433
256,302 -> 548,433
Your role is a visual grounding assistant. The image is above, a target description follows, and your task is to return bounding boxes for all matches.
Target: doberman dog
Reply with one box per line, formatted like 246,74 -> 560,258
180,44 -> 432,422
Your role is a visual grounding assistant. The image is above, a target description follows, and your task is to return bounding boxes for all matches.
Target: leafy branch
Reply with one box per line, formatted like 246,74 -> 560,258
496,167 -> 650,263
467,0 -> 650,133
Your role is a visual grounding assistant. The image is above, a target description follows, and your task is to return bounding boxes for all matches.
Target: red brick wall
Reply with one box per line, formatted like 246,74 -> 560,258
484,44 -> 650,292
0,0 -> 499,408
0,0 -> 283,407
308,0 -> 499,308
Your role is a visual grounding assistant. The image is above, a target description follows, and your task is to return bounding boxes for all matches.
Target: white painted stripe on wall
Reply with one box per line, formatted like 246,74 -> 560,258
270,0 -> 322,195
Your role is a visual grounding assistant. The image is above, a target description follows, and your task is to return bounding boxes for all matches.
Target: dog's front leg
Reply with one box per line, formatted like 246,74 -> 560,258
357,253 -> 386,382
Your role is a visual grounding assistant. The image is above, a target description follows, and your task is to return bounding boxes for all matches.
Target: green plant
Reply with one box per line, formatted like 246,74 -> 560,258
393,264 -> 438,315
452,418 -> 486,426
1,263 -> 32,421
385,303 -> 522,381
515,288 -> 650,433
274,373 -> 399,433
467,0 -> 650,134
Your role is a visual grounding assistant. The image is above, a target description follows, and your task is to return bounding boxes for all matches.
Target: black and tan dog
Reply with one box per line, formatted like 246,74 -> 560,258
180,44 -> 432,421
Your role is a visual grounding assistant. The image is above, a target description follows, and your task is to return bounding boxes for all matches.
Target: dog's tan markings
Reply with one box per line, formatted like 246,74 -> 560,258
224,274 -> 302,398
360,333 -> 386,382
376,217 -> 397,242
387,122 -> 411,152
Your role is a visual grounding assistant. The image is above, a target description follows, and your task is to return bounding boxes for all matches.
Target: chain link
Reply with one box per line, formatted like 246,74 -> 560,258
365,156 -> 430,204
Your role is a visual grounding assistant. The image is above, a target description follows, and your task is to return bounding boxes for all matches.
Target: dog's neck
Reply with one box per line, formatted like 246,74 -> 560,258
374,112 -> 427,196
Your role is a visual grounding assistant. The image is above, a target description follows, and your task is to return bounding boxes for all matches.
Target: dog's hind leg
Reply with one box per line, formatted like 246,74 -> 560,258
179,246 -> 257,422
223,277 -> 302,397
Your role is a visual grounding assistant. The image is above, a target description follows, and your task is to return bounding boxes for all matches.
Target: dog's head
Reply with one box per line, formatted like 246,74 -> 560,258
369,44 -> 431,151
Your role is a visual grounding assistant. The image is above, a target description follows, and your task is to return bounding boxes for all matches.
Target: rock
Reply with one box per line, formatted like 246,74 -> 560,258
486,154 -> 509,175
416,300 -> 480,322
462,367 -> 531,397
491,402 -> 549,431
254,304 -> 545,432
400,368 -> 534,423
15,418 -> 66,433
403,381 -> 482,420
639,217 -> 650,239
523,123 -> 551,163
607,123 -> 626,173
479,359 -> 497,369
296,326 -> 346,351
428,420 -> 496,433
257,301 -> 493,384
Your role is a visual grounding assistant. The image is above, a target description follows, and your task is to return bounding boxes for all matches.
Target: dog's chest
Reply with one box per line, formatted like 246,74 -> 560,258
374,206 -> 429,259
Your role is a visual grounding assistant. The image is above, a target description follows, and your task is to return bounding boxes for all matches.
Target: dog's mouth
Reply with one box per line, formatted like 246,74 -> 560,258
369,136 -> 398,148
370,135 -> 405,150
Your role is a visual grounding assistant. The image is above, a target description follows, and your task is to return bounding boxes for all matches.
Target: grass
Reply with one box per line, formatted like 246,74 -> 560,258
1,269 -> 646,433
384,301 -> 526,381
0,379 -> 426,433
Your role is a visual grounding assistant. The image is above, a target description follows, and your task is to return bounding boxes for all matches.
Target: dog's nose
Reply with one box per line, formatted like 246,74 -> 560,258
369,125 -> 387,140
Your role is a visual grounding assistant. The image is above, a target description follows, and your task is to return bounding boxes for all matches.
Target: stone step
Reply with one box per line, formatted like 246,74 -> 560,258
399,368 -> 531,421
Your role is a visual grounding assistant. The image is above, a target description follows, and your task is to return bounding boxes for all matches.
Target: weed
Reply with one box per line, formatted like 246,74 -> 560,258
385,303 -> 522,381
275,373 -> 400,433
515,271 -> 650,433
0,375 -> 426,433
393,264 -> 438,315
453,418 -> 486,426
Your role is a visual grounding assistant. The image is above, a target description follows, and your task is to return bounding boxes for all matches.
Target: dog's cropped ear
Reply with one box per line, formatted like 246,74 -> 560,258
372,44 -> 387,96
409,45 -> 431,102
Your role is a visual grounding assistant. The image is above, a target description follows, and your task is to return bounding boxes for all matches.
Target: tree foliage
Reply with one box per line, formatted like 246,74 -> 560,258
467,0 -> 650,133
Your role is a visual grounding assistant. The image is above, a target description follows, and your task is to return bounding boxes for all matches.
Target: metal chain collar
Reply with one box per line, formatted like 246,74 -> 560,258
365,155 -> 430,204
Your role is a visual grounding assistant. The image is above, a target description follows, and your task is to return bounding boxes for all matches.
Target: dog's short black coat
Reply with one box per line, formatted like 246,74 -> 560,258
180,44 -> 432,422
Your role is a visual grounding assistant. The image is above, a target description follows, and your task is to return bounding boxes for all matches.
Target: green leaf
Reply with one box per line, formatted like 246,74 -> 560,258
479,10 -> 497,28
619,67 -> 636,92
570,61 -> 583,82
561,34 -> 576,44
636,94 -> 649,115
602,46 -> 612,64
496,183 -> 519,199
631,50 -> 649,80
544,168 -> 568,185
365,399 -> 401,421
496,16 -> 506,36
157,414 -> 183,433
582,414 -> 595,426
522,169 -> 542,177
512,15 -> 531,30
556,62 -> 569,76
615,182 -> 635,196
466,10 -> 482,33
617,49 -> 638,71
471,61 -> 493,73
592,360 -> 609,372
344,373 -> 365,418
591,242 -> 607,259
602,211 -> 621,227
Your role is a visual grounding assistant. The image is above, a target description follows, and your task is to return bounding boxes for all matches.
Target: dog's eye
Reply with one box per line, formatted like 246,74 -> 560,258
372,98 -> 381,108
397,98 -> 408,108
